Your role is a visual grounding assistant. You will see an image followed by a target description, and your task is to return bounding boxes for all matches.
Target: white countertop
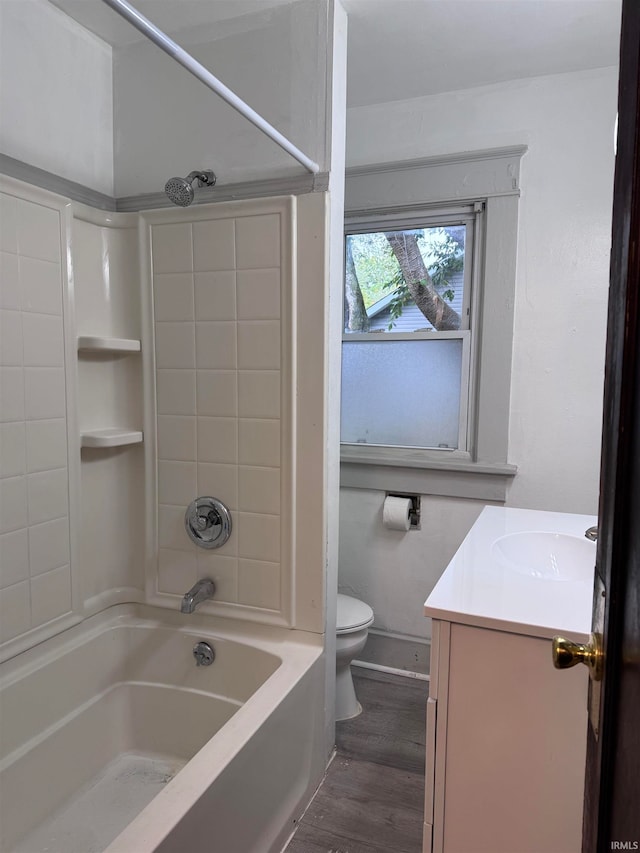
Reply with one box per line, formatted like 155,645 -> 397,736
424,506 -> 598,641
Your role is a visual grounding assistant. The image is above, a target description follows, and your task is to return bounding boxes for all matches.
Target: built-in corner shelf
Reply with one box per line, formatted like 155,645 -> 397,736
77,336 -> 141,354
80,429 -> 143,449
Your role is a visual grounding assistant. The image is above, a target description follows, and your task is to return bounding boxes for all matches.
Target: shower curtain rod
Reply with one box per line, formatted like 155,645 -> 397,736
100,0 -> 320,175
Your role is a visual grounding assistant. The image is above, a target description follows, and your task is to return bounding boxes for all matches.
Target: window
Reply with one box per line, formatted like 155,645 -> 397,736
340,147 -> 525,499
342,208 -> 477,452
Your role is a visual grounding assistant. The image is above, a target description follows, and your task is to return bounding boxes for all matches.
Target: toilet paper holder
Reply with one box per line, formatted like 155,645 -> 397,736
386,493 -> 421,529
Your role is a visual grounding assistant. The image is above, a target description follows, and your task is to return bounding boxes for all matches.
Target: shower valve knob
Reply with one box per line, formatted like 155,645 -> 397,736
196,510 -> 217,530
185,497 -> 232,549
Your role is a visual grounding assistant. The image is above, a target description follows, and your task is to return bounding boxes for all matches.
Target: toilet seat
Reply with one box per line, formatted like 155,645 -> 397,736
336,594 -> 374,635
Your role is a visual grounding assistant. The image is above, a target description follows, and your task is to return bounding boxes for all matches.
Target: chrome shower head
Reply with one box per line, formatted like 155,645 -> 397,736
164,170 -> 216,207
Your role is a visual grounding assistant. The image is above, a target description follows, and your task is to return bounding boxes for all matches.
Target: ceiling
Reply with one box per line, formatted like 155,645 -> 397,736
49,0 -> 621,109
342,0 -> 621,108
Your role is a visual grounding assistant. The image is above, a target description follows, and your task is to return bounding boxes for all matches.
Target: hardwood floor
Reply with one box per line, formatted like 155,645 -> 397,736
285,668 -> 427,853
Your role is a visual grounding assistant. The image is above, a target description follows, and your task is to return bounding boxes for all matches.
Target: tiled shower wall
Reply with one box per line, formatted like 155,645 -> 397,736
0,189 -> 72,644
151,201 -> 291,619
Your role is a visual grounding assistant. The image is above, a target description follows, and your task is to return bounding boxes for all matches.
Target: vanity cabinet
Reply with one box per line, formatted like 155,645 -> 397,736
423,619 -> 588,853
422,506 -> 597,853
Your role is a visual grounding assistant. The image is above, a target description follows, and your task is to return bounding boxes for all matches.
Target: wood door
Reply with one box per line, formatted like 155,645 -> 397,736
583,0 -> 640,849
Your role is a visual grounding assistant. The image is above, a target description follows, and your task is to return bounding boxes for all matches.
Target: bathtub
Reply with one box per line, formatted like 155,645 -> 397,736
0,604 -> 326,853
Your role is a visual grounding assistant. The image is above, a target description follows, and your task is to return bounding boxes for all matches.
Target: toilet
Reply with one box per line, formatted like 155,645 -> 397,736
335,593 -> 374,721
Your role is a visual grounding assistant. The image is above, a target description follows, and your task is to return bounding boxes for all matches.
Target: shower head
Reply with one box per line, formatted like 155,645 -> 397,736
164,170 -> 216,207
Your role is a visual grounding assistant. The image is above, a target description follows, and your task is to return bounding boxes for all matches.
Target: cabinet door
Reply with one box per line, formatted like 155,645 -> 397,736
442,623 -> 588,853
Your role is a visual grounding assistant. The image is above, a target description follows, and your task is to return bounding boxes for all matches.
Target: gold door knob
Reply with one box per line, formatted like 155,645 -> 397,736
552,633 -> 603,681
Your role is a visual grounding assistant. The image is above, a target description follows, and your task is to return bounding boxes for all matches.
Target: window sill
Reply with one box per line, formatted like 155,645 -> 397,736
340,445 -> 517,501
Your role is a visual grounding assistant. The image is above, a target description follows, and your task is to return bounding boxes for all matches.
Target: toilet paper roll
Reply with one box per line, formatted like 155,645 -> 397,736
383,496 -> 412,531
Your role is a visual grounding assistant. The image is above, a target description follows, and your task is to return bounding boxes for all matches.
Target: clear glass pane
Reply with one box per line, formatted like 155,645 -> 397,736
344,225 -> 466,333
340,339 -> 463,449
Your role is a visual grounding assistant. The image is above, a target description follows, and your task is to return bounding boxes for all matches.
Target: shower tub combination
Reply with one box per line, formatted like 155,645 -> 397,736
0,605 -> 325,853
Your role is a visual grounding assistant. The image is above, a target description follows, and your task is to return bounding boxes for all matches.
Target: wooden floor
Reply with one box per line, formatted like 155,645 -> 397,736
285,668 -> 427,853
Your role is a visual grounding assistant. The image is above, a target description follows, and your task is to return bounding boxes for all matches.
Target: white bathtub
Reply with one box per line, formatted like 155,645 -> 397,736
0,604 -> 326,853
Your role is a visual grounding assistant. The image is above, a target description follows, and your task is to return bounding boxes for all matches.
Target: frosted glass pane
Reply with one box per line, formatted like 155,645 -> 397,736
341,339 -> 462,448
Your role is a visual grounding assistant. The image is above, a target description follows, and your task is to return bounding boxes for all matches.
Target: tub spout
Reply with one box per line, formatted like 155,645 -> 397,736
181,578 -> 216,613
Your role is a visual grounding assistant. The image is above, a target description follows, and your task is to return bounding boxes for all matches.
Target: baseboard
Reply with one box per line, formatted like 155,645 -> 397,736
356,629 -> 430,677
352,660 -> 430,681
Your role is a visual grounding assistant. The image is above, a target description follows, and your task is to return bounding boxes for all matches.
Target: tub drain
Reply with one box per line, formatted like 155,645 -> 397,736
193,641 -> 215,666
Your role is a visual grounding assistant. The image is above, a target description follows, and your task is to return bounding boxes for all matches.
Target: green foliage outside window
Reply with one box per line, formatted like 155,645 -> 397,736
347,226 -> 465,330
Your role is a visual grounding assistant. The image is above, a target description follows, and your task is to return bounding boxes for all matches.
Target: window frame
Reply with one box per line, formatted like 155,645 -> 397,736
340,146 -> 525,500
343,204 -> 479,456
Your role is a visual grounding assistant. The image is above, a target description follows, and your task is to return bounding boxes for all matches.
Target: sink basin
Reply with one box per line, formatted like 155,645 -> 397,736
491,531 -> 596,581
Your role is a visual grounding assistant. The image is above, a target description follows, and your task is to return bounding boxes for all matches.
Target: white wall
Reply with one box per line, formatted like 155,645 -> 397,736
0,0 -> 114,196
112,1 -> 330,196
341,67 -> 618,647
0,0 -> 330,199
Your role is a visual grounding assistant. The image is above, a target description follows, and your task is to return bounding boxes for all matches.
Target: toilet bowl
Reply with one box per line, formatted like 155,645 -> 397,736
335,593 -> 374,721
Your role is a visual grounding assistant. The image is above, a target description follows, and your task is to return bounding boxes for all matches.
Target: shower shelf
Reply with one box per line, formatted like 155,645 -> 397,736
77,336 -> 141,353
80,429 -> 144,449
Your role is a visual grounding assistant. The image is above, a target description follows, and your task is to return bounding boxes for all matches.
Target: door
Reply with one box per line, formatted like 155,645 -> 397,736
582,0 -> 640,848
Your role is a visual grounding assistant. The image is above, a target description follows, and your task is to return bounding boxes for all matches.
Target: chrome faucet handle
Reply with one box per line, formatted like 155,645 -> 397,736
194,509 -> 217,531
585,526 -> 598,542
185,497 -> 232,549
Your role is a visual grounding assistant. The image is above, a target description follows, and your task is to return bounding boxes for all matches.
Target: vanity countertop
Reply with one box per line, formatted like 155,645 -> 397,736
424,506 -> 598,641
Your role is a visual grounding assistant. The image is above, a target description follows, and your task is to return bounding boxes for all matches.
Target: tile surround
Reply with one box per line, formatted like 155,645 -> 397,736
158,547 -> 197,595
197,462 -> 238,511
28,516 -> 70,577
197,416 -> 238,464
195,271 -> 236,321
155,322 -> 195,369
0,191 -> 72,641
157,415 -> 197,461
0,367 -> 25,421
238,559 -> 280,610
151,223 -> 192,273
19,257 -> 63,315
238,371 -> 280,419
156,370 -> 196,416
237,321 -> 281,370
152,210 -> 286,614
0,582 -> 31,643
24,368 -> 66,420
196,370 -> 237,418
153,273 -> 195,322
192,218 -> 235,272
0,185 -> 306,647
30,564 -> 71,626
0,422 -> 26,478
0,529 -> 29,587
195,321 -> 237,370
236,269 -> 280,320
25,419 -> 68,472
238,466 -> 280,515
0,252 -> 20,308
196,552 -> 238,602
27,468 -> 68,525
158,460 -> 196,507
239,418 -> 281,467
